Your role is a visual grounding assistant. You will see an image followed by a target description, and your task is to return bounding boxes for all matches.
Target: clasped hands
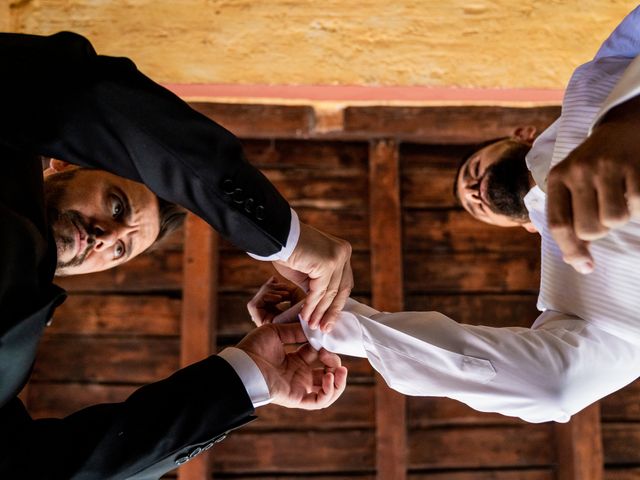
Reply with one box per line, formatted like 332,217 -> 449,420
235,277 -> 346,410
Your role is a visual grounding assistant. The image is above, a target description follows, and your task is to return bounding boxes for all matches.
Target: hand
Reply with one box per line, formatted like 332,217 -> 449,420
236,323 -> 348,410
247,276 -> 306,326
547,96 -> 640,274
274,222 -> 353,332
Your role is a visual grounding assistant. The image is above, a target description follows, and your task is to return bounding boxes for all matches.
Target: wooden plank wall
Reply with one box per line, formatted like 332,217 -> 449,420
24,104 -> 640,479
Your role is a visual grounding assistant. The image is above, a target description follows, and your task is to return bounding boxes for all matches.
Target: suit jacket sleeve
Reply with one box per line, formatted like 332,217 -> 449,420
0,31 -> 291,257
0,355 -> 256,480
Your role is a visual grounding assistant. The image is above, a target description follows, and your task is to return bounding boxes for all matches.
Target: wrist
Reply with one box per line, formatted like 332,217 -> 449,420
241,349 -> 278,400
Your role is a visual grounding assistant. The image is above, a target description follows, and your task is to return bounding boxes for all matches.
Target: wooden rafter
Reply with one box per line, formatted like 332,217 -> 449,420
178,214 -> 219,480
370,139 -> 408,480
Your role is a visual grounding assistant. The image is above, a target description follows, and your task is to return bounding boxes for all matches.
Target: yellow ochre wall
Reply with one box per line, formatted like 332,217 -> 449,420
2,1 -> 638,88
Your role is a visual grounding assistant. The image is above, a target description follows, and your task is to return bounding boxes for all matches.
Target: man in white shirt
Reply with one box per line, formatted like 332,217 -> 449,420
249,6 -> 640,424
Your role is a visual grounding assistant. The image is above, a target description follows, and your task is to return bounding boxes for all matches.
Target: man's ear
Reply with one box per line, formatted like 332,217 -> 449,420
522,221 -> 538,233
512,126 -> 537,144
43,158 -> 75,177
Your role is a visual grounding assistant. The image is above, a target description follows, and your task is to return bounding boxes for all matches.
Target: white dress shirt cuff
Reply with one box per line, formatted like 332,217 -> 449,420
591,54 -> 640,133
218,347 -> 272,408
247,208 -> 300,262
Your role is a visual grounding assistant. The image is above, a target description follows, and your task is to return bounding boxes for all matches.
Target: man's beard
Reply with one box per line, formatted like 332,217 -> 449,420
44,170 -> 94,271
484,143 -> 532,221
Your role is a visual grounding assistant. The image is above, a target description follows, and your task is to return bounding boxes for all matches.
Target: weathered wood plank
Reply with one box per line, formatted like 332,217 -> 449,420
213,476 -> 373,480
601,380 -> 640,422
179,215 -> 218,480
401,144 -> 471,208
604,469 -> 640,480
32,337 -> 179,383
603,423 -> 640,465
191,103 -> 315,139
178,473 -> 554,480
242,139 -> 369,169
408,425 -> 554,468
405,294 -> 539,328
181,214 -> 218,364
404,252 -> 540,293
410,472 -> 553,480
47,294 -> 181,336
408,397 -> 526,427
261,167 -> 368,210
211,430 -> 375,473
344,106 -> 560,143
554,403 -> 603,480
370,139 -> 407,480
403,209 -> 539,253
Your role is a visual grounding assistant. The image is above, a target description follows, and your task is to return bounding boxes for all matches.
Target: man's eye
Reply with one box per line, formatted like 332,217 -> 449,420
114,241 -> 125,260
112,197 -> 124,218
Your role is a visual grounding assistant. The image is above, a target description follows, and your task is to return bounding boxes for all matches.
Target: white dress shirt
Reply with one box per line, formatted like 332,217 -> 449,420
248,208 -> 301,261
299,7 -> 640,423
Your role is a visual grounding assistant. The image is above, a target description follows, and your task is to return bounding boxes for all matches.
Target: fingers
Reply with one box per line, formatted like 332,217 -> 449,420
300,365 -> 348,410
626,173 -> 640,220
301,245 -> 353,332
307,268 -> 340,330
597,174 -> 629,228
247,276 -> 297,326
547,178 -> 594,274
318,347 -> 343,369
295,342 -> 319,364
308,259 -> 353,332
273,263 -> 310,292
570,182 -> 608,240
271,322 -> 309,346
273,300 -> 305,324
277,222 -> 353,330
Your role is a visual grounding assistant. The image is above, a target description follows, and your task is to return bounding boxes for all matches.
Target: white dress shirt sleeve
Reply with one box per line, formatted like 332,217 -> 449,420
591,6 -> 640,130
247,208 -> 301,262
301,299 -> 640,424
218,347 -> 272,408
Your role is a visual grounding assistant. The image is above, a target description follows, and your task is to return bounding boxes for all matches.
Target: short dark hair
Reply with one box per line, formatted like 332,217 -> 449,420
452,137 -> 509,202
155,197 -> 187,244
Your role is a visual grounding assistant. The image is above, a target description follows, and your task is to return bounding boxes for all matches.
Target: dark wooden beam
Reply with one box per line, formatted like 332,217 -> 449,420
369,139 -> 407,480
189,102 -> 560,143
179,214 -> 219,480
554,402 -> 603,480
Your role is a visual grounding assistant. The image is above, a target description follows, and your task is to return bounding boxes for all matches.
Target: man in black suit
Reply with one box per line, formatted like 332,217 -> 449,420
0,31 -> 349,479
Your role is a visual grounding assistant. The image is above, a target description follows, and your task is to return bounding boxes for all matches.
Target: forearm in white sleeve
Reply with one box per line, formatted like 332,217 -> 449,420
302,299 -> 640,424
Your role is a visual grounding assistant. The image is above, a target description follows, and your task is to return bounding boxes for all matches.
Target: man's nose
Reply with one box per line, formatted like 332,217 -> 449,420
91,221 -> 130,251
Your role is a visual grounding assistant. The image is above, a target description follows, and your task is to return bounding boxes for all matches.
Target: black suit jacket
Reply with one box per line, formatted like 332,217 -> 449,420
0,31 -> 292,479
